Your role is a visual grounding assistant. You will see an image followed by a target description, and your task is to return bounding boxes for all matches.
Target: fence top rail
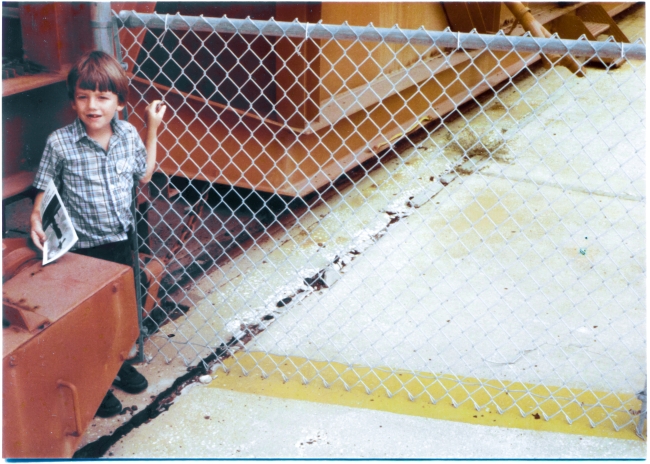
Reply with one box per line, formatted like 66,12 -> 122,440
115,10 -> 646,61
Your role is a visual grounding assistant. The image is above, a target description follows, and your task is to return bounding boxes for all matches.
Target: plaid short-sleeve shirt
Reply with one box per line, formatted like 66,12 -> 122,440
33,118 -> 147,249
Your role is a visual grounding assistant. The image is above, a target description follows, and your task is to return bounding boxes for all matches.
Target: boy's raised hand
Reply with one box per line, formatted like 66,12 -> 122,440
141,100 -> 167,184
145,100 -> 167,132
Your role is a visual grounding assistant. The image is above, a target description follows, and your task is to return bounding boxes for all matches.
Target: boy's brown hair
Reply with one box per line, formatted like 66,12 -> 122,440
67,50 -> 129,105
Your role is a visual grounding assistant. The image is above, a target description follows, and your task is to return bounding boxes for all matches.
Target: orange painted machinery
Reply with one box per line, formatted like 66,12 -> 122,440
2,238 -> 139,458
118,2 -> 634,197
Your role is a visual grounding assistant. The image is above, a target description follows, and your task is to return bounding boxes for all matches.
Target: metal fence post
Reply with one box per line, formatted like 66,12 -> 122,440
92,4 -> 146,363
637,381 -> 647,440
90,3 -> 114,54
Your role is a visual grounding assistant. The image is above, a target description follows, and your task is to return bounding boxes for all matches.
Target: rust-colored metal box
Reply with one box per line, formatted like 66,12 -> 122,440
3,239 -> 139,458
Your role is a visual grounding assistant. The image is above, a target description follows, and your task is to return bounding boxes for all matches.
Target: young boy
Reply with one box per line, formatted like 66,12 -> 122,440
30,50 -> 167,418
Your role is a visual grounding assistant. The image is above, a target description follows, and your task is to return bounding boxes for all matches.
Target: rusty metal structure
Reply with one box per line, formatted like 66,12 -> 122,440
3,238 -> 139,458
117,2 -> 634,197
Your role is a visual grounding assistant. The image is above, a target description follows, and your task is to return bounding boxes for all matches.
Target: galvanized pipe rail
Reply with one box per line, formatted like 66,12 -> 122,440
92,3 -> 115,55
116,11 -> 646,61
94,3 -> 147,362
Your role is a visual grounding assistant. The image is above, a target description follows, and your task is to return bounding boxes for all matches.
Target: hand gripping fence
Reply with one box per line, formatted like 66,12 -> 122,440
113,10 -> 646,436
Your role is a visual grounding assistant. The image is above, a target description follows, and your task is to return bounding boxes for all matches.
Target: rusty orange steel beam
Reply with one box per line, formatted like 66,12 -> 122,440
129,47 -> 542,197
116,10 -> 641,196
504,2 -> 585,77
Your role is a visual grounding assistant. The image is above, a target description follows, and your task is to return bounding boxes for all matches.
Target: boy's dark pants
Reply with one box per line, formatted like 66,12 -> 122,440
72,232 -> 148,410
73,237 -> 133,267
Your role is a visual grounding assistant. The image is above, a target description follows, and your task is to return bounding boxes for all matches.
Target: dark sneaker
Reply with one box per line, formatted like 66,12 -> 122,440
96,390 -> 122,418
113,362 -> 148,394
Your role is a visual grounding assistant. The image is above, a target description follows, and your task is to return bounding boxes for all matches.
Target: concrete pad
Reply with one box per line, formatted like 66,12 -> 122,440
154,47 -> 645,439
247,174 -> 645,394
107,385 -> 646,458
77,352 -> 190,449
238,50 -> 646,403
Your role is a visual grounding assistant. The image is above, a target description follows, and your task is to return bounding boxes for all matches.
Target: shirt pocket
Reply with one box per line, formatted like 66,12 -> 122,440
115,158 -> 135,190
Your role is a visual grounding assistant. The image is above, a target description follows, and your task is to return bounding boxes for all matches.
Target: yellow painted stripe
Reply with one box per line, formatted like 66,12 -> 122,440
209,352 -> 642,440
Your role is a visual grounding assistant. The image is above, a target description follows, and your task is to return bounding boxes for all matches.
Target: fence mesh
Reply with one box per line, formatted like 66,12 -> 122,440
114,11 -> 646,434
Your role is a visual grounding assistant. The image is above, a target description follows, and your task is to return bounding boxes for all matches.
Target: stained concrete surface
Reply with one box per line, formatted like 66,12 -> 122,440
247,175 -> 645,392
160,32 -> 645,393
107,385 -> 645,459
181,52 -> 645,395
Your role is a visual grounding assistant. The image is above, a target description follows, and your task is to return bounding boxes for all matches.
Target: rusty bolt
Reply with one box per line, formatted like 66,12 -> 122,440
8,356 -> 17,367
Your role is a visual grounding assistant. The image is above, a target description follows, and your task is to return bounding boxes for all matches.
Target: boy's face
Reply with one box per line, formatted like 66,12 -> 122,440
72,86 -> 125,135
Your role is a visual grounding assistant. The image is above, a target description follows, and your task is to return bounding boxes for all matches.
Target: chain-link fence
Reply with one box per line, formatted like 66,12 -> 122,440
113,10 -> 645,435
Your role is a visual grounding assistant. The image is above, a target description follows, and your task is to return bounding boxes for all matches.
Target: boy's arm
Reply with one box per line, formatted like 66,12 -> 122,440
31,135 -> 61,251
141,100 -> 167,184
30,190 -> 46,250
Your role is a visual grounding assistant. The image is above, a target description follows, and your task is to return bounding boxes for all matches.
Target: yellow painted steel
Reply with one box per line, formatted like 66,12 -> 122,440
212,352 -> 642,440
